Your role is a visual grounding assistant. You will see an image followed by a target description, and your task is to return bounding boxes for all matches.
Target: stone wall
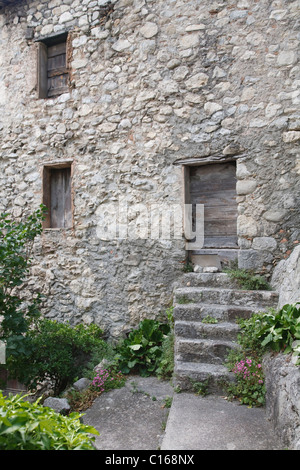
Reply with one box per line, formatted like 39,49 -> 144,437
263,353 -> 300,450
272,244 -> 300,307
0,0 -> 299,336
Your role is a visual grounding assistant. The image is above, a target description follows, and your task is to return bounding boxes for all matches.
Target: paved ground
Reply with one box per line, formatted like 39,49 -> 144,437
161,392 -> 283,450
82,375 -> 174,450
82,375 -> 283,451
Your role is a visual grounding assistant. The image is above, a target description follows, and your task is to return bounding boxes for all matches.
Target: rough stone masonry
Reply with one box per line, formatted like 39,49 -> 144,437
0,0 -> 299,337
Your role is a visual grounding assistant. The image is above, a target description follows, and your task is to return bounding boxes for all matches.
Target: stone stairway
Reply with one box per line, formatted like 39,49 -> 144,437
173,272 -> 279,394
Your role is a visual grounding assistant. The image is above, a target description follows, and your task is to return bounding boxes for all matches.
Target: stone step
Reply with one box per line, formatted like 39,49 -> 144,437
174,320 -> 240,341
177,272 -> 239,289
174,286 -> 279,309
173,273 -> 279,396
173,303 -> 261,322
174,361 -> 235,394
175,338 -> 239,365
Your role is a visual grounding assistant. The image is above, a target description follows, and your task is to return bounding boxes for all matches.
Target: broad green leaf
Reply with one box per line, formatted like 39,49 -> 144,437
129,344 -> 142,351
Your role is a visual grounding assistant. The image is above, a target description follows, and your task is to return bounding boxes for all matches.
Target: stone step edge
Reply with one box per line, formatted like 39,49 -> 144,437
174,286 -> 279,296
175,361 -> 231,375
177,272 -> 243,288
174,321 -> 240,341
178,272 -> 277,290
173,303 -> 269,319
174,319 -> 241,330
174,361 -> 235,392
174,302 -> 258,309
175,338 -> 239,363
173,296 -> 278,310
176,337 -> 239,348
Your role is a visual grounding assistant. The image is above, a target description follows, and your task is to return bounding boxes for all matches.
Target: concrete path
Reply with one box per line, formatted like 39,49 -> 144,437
82,376 -> 283,451
83,376 -> 174,450
161,392 -> 282,450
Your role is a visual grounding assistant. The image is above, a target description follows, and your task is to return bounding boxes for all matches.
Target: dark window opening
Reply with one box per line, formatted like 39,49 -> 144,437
38,33 -> 69,99
43,165 -> 72,229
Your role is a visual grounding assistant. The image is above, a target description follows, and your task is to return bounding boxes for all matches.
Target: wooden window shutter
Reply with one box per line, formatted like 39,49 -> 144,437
47,42 -> 69,97
37,33 -> 69,99
43,165 -> 72,229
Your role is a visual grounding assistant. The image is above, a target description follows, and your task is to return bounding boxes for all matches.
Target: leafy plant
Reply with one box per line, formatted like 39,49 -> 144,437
91,368 -> 126,392
0,206 -> 46,358
0,391 -> 99,450
224,313 -> 267,407
156,329 -> 174,380
177,295 -> 193,304
225,357 -> 265,407
114,319 -> 170,377
242,303 -> 300,364
66,369 -> 126,413
224,265 -> 271,291
202,315 -> 218,324
225,302 -> 300,407
156,307 -> 175,380
190,378 -> 210,396
182,261 -> 193,273
163,396 -> 173,408
8,319 -> 107,395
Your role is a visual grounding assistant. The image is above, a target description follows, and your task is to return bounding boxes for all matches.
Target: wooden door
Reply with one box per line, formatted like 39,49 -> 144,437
189,162 -> 238,248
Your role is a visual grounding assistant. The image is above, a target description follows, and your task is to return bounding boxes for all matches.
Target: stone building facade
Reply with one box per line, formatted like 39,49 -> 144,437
0,0 -> 299,338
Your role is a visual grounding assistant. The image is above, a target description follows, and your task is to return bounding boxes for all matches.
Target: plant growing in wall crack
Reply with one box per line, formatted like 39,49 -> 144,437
224,263 -> 271,291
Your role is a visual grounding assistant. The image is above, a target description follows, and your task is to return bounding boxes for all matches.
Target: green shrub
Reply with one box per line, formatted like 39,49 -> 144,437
114,319 -> 170,377
0,391 -> 99,450
8,319 -> 108,395
0,206 -> 46,358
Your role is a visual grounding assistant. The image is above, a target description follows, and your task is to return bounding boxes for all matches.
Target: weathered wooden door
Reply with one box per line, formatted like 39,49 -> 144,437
189,162 -> 238,249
